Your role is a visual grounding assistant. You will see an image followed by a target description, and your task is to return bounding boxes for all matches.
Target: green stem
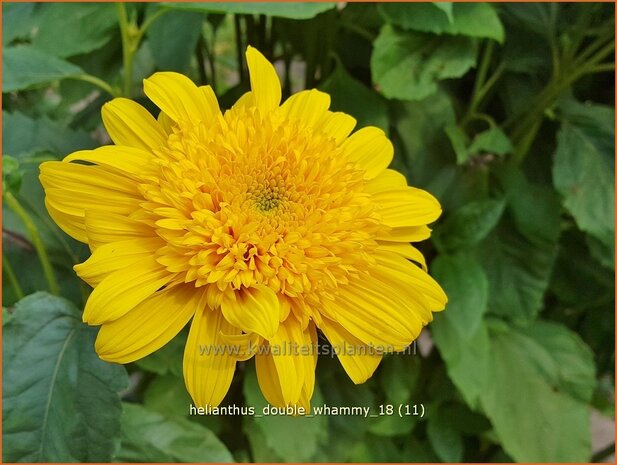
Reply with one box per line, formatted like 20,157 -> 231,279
69,74 -> 117,96
196,35 -> 209,85
3,192 -> 59,296
234,15 -> 246,83
3,253 -> 25,300
116,3 -> 135,97
135,7 -> 170,43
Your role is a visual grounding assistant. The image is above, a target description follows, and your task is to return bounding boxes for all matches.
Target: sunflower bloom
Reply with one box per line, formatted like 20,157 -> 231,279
40,46 -> 447,409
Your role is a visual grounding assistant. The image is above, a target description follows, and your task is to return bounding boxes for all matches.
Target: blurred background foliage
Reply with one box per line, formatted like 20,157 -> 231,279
2,2 -> 615,463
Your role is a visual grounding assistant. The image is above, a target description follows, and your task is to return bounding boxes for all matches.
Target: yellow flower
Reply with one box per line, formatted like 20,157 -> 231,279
40,46 -> 447,409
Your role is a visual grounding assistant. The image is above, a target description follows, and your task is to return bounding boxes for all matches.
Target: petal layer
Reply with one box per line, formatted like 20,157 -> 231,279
184,307 -> 241,408
96,284 -> 202,363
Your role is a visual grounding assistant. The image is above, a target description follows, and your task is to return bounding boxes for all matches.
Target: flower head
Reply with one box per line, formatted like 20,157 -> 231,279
40,46 -> 447,409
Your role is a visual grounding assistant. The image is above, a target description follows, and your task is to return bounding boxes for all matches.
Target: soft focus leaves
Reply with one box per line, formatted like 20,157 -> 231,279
32,3 -> 118,58
3,293 -> 128,462
146,9 -> 205,72
380,3 -> 504,42
372,25 -> 477,101
553,100 -> 615,257
426,406 -> 464,462
161,2 -> 336,19
478,222 -> 557,324
481,325 -> 594,462
320,64 -> 389,131
116,403 -> 234,462
3,110 -> 95,159
243,368 -> 326,462
432,253 -> 489,338
433,199 -> 505,252
3,46 -> 83,92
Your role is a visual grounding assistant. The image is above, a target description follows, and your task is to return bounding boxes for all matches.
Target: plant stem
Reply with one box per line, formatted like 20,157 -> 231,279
3,253 -> 24,300
70,74 -> 117,96
234,15 -> 246,83
196,35 -> 209,85
116,3 -> 135,97
3,192 -> 59,296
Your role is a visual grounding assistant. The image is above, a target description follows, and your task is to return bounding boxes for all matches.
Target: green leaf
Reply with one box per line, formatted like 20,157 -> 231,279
371,25 -> 477,101
146,9 -> 205,72
431,316 -> 490,409
320,64 -> 389,131
243,367 -> 326,461
144,374 -> 192,418
32,3 -> 117,58
431,253 -> 489,339
135,329 -> 185,377
444,124 -> 470,164
586,234 -> 614,270
477,221 -> 557,323
379,354 -> 420,405
433,199 -> 506,252
432,2 -> 454,22
3,46 -> 83,92
3,292 -> 127,462
553,100 -> 615,253
468,127 -> 513,156
117,403 -> 234,462
380,3 -> 504,43
498,168 -> 562,246
392,90 -> 456,187
525,321 -> 596,403
3,3 -> 38,45
3,110 -> 95,159
426,405 -> 464,462
482,326 -> 593,462
160,2 -> 336,19
2,156 -> 23,194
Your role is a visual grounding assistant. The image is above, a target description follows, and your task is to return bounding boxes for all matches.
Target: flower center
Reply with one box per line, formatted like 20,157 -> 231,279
139,107 -> 387,307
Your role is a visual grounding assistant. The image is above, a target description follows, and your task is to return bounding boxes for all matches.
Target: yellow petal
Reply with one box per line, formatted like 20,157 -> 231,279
377,224 -> 432,243
83,256 -> 172,325
96,284 -> 203,363
143,72 -> 218,124
297,322 -> 318,410
74,237 -> 163,287
157,111 -> 175,134
375,251 -> 447,312
184,307 -> 241,408
200,85 -> 220,117
64,146 -> 154,178
374,187 -> 442,228
319,316 -> 382,384
268,317 -> 306,405
280,89 -> 330,127
84,211 -> 153,250
218,331 -> 262,361
221,285 -> 279,339
377,241 -> 427,271
322,277 -> 419,351
255,347 -> 286,407
232,91 -> 255,111
364,169 -> 408,194
245,46 -> 281,112
315,111 -> 356,145
340,126 -> 393,179
44,198 -> 88,243
40,161 -> 143,245
101,98 -> 167,150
